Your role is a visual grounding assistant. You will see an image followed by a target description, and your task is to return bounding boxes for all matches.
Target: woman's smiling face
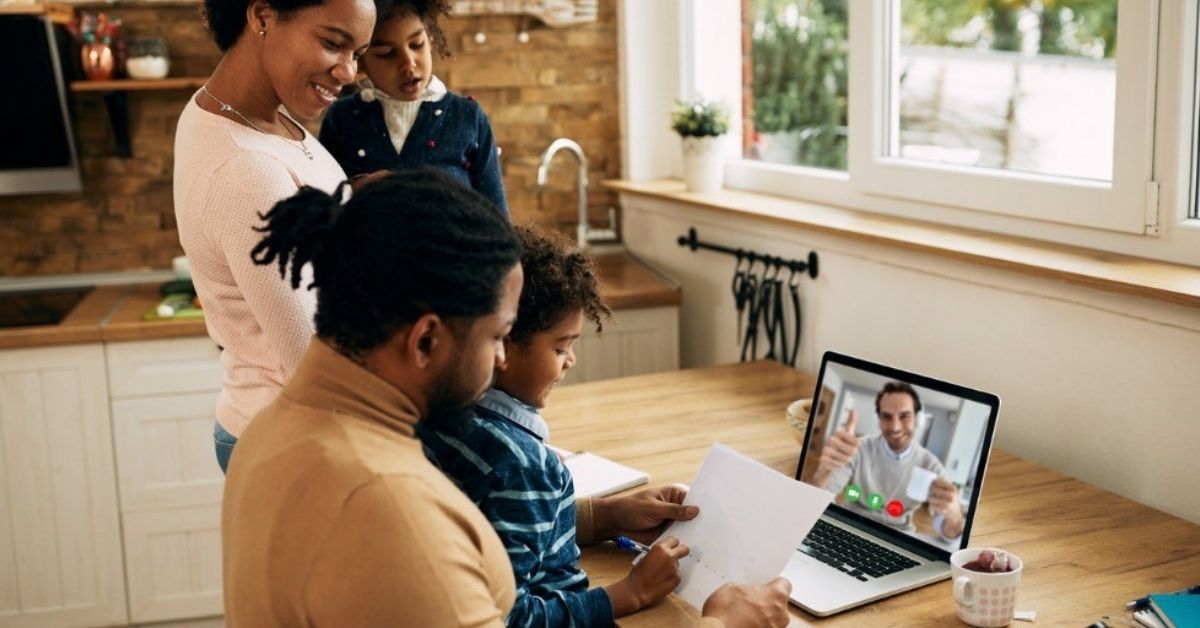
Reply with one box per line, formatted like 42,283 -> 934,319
359,11 -> 434,102
257,0 -> 375,119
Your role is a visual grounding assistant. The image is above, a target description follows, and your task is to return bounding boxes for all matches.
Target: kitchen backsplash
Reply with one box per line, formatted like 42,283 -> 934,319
0,0 -> 619,277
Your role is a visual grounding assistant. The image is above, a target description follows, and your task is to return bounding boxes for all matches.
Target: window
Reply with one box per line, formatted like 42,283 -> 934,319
744,0 -> 849,171
736,1 -> 1160,234
893,0 -> 1116,182
1192,3 -> 1200,221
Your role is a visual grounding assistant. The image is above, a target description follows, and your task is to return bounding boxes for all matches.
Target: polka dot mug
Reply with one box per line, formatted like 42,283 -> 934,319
950,547 -> 1024,627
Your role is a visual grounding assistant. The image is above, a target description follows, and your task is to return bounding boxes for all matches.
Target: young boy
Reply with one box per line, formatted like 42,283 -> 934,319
418,225 -> 687,626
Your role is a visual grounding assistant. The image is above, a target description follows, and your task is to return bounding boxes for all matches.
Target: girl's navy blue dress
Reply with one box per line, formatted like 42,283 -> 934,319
319,90 -> 509,216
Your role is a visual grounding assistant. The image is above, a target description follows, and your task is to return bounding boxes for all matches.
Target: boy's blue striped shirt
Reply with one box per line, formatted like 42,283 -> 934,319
419,388 -> 614,627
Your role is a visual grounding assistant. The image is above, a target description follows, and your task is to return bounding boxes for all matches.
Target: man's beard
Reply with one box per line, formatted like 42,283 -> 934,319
422,357 -> 487,437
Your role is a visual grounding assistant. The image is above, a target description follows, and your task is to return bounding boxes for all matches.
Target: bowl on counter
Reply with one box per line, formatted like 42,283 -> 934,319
786,398 -> 811,444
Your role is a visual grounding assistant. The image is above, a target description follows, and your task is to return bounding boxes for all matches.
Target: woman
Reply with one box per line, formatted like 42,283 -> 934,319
173,0 -> 375,472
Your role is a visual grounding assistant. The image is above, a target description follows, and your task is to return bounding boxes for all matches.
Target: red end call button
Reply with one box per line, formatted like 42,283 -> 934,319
886,500 -> 905,517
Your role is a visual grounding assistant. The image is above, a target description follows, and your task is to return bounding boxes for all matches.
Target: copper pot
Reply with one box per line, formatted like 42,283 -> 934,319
81,42 -> 114,81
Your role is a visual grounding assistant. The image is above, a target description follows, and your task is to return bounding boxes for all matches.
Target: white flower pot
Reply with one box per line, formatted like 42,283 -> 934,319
681,135 -> 725,194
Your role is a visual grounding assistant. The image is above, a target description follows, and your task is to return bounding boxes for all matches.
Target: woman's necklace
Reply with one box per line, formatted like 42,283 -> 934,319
201,85 -> 313,160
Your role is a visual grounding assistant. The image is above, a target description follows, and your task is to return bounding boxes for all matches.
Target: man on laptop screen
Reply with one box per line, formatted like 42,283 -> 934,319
783,352 -> 999,616
810,381 -> 966,550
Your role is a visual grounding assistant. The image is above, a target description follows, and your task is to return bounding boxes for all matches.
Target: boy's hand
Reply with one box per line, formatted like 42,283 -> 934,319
605,536 -> 689,617
596,485 -> 699,544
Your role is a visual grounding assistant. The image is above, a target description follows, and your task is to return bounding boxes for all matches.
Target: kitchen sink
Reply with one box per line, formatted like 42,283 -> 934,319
0,286 -> 93,328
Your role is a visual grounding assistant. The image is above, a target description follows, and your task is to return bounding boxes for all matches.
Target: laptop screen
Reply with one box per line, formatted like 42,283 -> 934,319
795,352 -> 1000,557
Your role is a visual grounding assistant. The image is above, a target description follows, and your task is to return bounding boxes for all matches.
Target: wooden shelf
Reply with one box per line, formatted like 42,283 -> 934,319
69,76 -> 207,157
0,2 -> 73,23
70,76 -> 207,92
450,0 -> 597,28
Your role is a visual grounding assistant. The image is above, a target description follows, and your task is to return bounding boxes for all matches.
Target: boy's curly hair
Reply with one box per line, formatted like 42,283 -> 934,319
378,0 -> 453,58
510,223 -> 612,345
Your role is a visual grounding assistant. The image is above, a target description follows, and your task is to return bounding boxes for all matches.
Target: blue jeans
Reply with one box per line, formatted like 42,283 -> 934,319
214,421 -> 238,475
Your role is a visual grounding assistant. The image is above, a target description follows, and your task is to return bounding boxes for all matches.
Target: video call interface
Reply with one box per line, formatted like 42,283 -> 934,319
798,362 -> 992,552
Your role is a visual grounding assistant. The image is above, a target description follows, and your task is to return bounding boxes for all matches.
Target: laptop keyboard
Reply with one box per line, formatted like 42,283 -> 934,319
799,520 -> 921,581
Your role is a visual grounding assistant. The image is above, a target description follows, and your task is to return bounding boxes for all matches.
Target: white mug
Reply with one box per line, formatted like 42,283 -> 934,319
950,547 -> 1023,627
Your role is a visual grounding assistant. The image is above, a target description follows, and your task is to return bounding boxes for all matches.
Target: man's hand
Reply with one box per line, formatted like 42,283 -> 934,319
812,409 -> 860,487
929,478 -> 965,538
595,485 -> 699,545
701,577 -> 793,628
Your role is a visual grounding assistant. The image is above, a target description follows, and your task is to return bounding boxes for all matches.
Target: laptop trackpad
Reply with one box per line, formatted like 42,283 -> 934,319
781,551 -> 875,615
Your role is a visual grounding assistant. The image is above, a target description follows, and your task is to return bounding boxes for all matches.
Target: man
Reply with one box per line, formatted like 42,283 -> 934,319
812,381 -> 966,540
221,169 -> 793,627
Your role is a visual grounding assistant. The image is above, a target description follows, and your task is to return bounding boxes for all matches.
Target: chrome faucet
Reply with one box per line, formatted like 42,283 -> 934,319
536,138 -> 618,248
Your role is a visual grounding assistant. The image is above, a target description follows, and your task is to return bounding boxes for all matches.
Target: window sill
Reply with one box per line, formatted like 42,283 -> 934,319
605,179 -> 1200,310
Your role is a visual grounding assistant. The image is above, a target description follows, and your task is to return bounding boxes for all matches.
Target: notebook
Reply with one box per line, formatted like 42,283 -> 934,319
558,450 -> 648,498
1149,593 -> 1200,628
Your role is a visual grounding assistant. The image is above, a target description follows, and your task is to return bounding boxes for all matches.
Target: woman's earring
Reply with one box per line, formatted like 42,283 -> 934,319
258,29 -> 266,36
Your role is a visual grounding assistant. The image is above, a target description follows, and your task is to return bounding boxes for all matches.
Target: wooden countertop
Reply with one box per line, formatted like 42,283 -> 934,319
0,286 -> 122,350
100,285 -> 208,342
547,361 -> 1200,626
595,253 -> 682,309
0,254 -> 680,350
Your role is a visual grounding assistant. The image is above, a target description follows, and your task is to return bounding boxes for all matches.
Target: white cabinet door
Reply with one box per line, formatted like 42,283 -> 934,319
105,338 -> 222,398
561,306 -> 680,385
107,337 -> 225,624
122,506 -> 223,624
111,391 -> 224,513
0,344 -> 127,628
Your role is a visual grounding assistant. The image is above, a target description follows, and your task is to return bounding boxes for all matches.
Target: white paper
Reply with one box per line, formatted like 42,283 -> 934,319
653,443 -> 834,609
906,466 -> 936,502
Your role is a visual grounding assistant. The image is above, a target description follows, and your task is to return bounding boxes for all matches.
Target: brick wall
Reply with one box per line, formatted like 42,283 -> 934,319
0,1 -> 620,277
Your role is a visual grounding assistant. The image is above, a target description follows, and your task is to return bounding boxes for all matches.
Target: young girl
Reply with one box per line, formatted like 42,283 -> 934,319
419,224 -> 690,626
319,0 -> 508,214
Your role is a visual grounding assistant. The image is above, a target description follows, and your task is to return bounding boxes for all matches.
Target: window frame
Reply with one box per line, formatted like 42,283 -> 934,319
627,0 -> 1200,266
854,0 -> 1159,234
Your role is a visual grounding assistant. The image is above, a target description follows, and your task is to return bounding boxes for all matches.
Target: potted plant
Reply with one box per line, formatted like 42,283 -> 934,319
671,98 -> 730,193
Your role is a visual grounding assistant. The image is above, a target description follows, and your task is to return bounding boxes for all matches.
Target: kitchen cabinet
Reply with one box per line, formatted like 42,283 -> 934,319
106,337 -> 224,624
561,305 -> 680,385
0,271 -> 680,626
0,344 -> 126,628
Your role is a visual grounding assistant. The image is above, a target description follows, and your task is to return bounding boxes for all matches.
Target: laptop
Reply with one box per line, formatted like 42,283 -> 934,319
781,351 -> 1001,616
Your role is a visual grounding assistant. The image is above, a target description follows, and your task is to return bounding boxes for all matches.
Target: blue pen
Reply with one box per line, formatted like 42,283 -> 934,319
613,536 -> 651,554
1126,584 -> 1200,610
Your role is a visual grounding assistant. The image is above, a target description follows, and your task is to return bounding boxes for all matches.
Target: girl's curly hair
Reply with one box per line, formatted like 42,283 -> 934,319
509,224 -> 612,345
378,0 -> 453,58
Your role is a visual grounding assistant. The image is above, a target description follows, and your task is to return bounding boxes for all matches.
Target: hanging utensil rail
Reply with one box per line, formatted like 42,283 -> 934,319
676,227 -> 819,279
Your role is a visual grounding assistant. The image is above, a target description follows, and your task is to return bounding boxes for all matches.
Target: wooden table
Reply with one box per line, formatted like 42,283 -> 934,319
545,361 -> 1200,626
